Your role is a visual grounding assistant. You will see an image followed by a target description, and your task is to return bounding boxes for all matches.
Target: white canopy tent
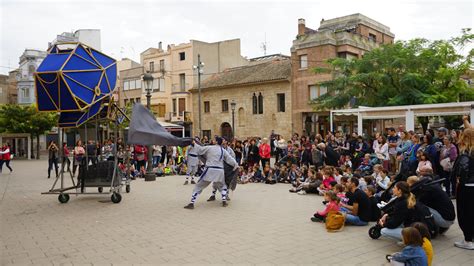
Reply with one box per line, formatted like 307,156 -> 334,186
330,101 -> 474,135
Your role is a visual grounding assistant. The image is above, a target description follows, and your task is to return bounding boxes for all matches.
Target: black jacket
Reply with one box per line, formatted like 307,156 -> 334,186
385,197 -> 415,229
451,152 -> 474,185
324,146 -> 339,166
413,181 -> 455,221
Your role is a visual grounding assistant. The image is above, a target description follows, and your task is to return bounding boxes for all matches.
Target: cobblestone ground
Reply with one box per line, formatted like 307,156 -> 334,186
1,159 -> 473,265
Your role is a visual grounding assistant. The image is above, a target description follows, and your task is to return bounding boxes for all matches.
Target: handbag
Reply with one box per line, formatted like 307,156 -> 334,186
440,157 -> 453,172
325,211 -> 345,232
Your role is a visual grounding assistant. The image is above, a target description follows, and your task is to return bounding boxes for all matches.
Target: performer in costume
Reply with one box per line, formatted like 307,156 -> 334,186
184,138 -> 238,209
208,137 -> 237,201
184,137 -> 200,185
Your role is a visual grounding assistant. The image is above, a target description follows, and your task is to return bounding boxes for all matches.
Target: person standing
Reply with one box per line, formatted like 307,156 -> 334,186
184,139 -> 238,209
387,128 -> 400,174
72,140 -> 85,177
152,145 -> 162,168
47,141 -> 59,179
61,143 -> 71,173
247,138 -> 259,169
440,136 -> 458,198
184,141 -> 199,185
0,143 -> 13,173
452,116 -> 474,250
259,138 -> 271,169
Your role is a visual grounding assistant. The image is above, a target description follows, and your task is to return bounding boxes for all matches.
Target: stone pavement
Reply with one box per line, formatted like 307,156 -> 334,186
1,159 -> 473,265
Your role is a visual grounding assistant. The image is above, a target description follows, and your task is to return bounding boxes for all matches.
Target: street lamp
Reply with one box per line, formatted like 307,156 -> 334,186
143,72 -> 155,182
231,100 -> 236,138
193,54 -> 204,137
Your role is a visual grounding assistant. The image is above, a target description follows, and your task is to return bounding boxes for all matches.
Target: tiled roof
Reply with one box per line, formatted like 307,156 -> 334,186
199,59 -> 291,89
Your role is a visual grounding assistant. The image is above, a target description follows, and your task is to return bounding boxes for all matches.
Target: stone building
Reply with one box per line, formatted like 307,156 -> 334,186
190,56 -> 291,140
140,39 -> 248,136
0,74 -> 8,104
291,14 -> 395,136
116,58 -> 143,108
17,49 -> 47,105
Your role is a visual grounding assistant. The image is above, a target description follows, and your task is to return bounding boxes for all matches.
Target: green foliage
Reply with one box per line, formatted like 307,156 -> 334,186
0,104 -> 57,136
311,29 -> 474,110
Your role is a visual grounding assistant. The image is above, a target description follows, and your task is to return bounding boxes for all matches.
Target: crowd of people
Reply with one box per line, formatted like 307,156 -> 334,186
43,115 -> 474,263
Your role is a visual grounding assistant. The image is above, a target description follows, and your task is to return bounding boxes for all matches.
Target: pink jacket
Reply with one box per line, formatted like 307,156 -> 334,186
316,201 -> 340,217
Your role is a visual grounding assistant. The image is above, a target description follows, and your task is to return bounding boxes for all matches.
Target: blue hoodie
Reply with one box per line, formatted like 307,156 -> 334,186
392,245 -> 428,266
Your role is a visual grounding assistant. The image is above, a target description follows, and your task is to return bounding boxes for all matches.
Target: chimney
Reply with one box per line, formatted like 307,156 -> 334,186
298,18 -> 306,36
158,41 -> 162,50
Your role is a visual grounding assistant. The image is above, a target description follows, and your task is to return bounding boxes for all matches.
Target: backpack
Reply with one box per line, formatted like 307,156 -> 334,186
413,202 -> 439,239
325,211 -> 345,232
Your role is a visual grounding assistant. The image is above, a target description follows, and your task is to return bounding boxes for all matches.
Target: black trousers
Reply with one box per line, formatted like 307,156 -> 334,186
457,185 -> 474,242
261,158 -> 270,168
48,158 -> 59,177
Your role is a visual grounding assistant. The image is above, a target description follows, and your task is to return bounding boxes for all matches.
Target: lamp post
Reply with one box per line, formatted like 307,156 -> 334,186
193,54 -> 204,137
231,100 -> 236,138
143,72 -> 155,182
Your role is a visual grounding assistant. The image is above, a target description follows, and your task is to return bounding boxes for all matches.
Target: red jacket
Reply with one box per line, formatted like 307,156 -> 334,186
259,143 -> 271,159
1,147 -> 11,160
134,145 -> 148,161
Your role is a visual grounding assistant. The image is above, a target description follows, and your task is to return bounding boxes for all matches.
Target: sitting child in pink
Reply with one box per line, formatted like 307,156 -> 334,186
311,190 -> 340,222
317,167 -> 335,195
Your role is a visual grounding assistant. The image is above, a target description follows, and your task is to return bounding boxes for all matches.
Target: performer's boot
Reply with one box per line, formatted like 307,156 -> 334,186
191,178 -> 196,184
207,195 -> 216,201
184,203 -> 194,209
183,180 -> 189,185
222,201 -> 228,207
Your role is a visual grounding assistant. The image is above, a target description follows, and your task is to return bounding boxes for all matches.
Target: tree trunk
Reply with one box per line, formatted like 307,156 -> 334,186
36,134 -> 40,160
30,134 -> 34,159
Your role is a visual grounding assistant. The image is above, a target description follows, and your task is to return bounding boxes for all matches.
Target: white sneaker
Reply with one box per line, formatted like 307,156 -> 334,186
454,240 -> 474,250
297,190 -> 306,195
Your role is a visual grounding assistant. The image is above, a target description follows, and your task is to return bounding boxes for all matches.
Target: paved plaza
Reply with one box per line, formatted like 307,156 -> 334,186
1,159 -> 473,265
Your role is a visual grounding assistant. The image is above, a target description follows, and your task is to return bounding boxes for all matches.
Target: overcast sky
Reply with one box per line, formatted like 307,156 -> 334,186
0,0 -> 472,75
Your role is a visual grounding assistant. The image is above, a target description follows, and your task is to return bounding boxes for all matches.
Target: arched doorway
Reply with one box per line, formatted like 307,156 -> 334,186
221,122 -> 232,139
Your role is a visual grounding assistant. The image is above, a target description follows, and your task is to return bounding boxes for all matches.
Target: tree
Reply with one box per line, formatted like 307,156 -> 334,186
311,29 -> 474,113
0,104 -> 56,159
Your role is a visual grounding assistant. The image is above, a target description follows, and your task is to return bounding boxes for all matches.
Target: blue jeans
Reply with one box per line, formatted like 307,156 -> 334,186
152,156 -> 161,167
345,214 -> 368,226
381,226 -> 403,241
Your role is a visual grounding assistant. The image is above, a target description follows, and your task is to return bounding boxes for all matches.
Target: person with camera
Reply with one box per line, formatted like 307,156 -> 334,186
47,141 -> 59,179
378,181 -> 417,241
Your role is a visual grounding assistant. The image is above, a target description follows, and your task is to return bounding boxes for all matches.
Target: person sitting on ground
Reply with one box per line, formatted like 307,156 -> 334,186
317,166 -> 336,195
334,183 -> 349,206
378,181 -> 417,241
407,175 -> 455,234
375,168 -> 390,197
290,168 -> 320,194
387,227 -> 428,266
340,177 -> 371,226
365,185 -> 381,222
343,166 -> 353,178
334,167 -> 344,184
154,163 -> 165,177
311,190 -> 340,222
357,153 -> 372,172
411,222 -> 434,266
371,164 -> 383,181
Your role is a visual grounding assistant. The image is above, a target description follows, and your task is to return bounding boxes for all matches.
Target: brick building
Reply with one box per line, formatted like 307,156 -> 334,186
291,13 -> 394,136
190,56 -> 291,140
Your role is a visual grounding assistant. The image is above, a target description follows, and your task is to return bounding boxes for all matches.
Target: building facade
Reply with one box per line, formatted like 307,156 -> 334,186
0,74 -> 8,104
190,57 -> 291,140
291,14 -> 394,136
17,49 -> 47,105
48,29 -> 101,51
140,39 -> 248,136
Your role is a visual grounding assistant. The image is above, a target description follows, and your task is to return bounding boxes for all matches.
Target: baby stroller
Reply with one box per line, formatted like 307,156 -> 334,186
368,177 -> 444,239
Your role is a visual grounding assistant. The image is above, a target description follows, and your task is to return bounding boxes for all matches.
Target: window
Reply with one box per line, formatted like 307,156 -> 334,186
172,99 -> 177,116
202,130 -> 211,140
179,73 -> 185,91
179,52 -> 185,61
252,93 -> 258,114
159,78 -> 165,92
123,81 -> 129,91
222,99 -> 229,112
299,55 -> 308,69
129,80 -> 136,90
149,61 -> 154,72
178,98 -> 185,115
204,101 -> 210,113
159,59 -> 165,72
136,97 -> 141,104
258,93 -> 263,114
309,85 -> 318,100
369,33 -> 377,42
135,79 -> 142,90
22,88 -> 30,98
277,93 -> 285,112
309,85 -> 327,100
320,85 -> 327,96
